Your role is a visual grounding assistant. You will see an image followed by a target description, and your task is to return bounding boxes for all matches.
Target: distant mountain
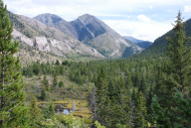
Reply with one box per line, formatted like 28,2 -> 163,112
70,14 -> 142,57
124,36 -> 152,49
9,12 -> 143,61
70,14 -> 112,42
34,13 -> 77,38
144,18 -> 191,55
9,12 -> 104,64
35,13 -> 142,58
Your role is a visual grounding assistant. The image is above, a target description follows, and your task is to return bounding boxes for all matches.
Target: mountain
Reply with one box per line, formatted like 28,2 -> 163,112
124,36 -> 152,49
35,13 -> 142,58
34,13 -> 77,38
70,14 -> 142,57
70,14 -> 112,42
9,12 -> 104,63
144,18 -> 191,55
9,11 -> 143,61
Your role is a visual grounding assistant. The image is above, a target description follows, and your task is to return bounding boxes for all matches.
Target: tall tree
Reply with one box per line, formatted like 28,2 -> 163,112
166,11 -> 191,94
132,91 -> 147,128
0,0 -> 29,127
29,97 -> 43,128
154,12 -> 191,127
95,69 -> 110,126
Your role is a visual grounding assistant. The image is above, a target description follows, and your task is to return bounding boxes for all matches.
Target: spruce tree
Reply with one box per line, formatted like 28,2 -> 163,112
133,91 -> 147,128
0,0 -> 29,127
154,12 -> 191,127
166,11 -> 191,94
95,69 -> 110,126
29,97 -> 43,128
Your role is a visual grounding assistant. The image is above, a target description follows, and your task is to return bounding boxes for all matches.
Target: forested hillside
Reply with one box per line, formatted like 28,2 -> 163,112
0,0 -> 191,127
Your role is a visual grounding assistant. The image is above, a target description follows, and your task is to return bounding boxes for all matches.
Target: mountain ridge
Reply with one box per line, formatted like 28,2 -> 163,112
10,12 -> 104,63
9,11 -> 144,62
143,18 -> 191,55
123,36 -> 152,49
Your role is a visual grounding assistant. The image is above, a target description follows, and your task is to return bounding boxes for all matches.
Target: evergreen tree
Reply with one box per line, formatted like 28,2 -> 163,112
95,69 -> 109,126
39,89 -> 47,101
53,75 -> 58,87
166,11 -> 191,94
154,12 -> 191,127
42,76 -> 50,91
0,0 -> 29,127
43,102 -> 55,119
29,97 -> 43,128
133,91 -> 147,128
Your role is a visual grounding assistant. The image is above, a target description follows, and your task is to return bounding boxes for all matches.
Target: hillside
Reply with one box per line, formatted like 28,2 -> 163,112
143,18 -> 191,55
35,13 -> 142,58
9,12 -> 104,64
124,36 -> 152,49
34,13 -> 77,38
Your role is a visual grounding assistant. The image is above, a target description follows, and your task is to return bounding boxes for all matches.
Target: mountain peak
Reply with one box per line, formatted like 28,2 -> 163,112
34,13 -> 64,24
79,14 -> 95,18
77,14 -> 98,22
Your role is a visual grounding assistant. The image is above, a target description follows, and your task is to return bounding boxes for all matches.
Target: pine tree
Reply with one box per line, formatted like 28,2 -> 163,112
95,69 -> 110,126
0,0 -> 30,127
154,12 -> 191,127
166,11 -> 191,94
133,91 -> 147,128
29,97 -> 43,128
151,95 -> 166,128
42,76 -> 49,91
53,75 -> 58,87
43,102 -> 55,119
39,89 -> 47,101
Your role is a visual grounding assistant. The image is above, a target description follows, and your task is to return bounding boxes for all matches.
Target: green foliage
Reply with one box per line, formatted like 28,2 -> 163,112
39,89 -> 48,101
58,81 -> 64,87
55,114 -> 87,128
152,12 -> 191,128
43,102 -> 55,119
0,0 -> 30,127
133,91 -> 147,128
29,97 -> 43,128
94,121 -> 106,128
19,12 -> 191,128
52,75 -> 58,87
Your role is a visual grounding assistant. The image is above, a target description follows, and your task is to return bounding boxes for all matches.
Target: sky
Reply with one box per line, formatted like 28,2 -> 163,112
4,0 -> 191,42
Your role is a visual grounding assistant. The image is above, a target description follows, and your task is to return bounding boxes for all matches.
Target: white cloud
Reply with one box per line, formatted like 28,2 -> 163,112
104,17 -> 173,41
4,0 -> 191,18
184,5 -> 191,13
3,0 -> 190,41
137,15 -> 151,22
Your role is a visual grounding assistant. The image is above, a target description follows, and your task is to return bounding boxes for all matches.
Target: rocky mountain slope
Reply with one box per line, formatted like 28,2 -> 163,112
9,11 -> 143,62
9,12 -> 104,63
35,13 -> 142,58
34,13 -> 77,38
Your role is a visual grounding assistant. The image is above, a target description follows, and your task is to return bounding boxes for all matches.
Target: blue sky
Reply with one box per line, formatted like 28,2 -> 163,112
4,0 -> 191,41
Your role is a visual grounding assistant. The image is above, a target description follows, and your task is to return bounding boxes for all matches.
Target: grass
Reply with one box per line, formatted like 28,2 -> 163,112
24,74 -> 93,119
37,98 -> 92,119
24,75 -> 93,100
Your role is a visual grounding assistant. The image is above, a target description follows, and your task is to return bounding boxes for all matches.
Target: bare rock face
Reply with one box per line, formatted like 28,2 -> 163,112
34,37 -> 50,51
10,11 -> 142,62
35,13 -> 143,58
71,14 -> 110,42
9,12 -> 104,63
34,13 -> 78,38
70,14 -> 142,57
12,29 -> 34,46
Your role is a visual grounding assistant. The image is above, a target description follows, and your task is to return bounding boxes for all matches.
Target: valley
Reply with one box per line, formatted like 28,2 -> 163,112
1,0 -> 191,128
